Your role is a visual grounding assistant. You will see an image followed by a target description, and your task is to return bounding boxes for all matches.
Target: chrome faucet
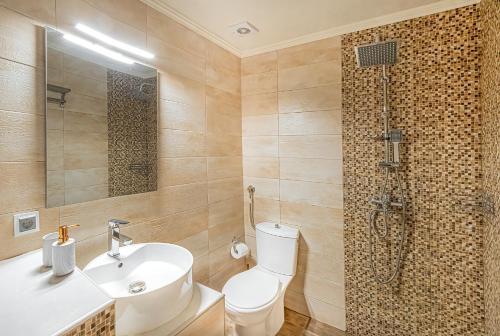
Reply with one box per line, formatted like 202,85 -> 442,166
107,219 -> 133,258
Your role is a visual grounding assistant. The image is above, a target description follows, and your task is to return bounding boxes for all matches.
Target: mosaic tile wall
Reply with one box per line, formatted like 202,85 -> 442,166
481,0 -> 500,335
107,70 -> 158,197
341,5 -> 484,335
62,305 -> 115,336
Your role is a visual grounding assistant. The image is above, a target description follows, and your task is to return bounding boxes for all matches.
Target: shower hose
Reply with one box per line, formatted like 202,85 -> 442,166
368,167 -> 406,284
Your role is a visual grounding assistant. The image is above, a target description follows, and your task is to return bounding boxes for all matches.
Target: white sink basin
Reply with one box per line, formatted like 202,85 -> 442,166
84,243 -> 194,335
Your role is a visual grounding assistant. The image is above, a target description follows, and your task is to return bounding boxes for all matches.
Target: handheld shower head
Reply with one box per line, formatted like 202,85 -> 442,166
354,40 -> 397,68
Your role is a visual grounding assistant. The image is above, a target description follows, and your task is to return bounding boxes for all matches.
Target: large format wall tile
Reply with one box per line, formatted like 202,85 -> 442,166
241,36 -> 344,329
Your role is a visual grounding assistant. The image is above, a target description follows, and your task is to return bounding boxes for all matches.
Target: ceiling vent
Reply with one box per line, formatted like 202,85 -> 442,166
230,21 -> 259,36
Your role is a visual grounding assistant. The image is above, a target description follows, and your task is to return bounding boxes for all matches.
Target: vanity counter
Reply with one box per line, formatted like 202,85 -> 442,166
0,249 -> 114,336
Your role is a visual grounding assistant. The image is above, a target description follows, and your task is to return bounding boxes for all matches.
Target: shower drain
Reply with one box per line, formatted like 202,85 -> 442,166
129,280 -> 146,294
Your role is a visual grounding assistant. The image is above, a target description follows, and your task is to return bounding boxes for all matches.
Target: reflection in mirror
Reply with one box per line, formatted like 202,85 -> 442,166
45,27 -> 158,207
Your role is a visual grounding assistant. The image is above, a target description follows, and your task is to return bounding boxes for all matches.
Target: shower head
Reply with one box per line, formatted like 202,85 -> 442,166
354,40 -> 397,68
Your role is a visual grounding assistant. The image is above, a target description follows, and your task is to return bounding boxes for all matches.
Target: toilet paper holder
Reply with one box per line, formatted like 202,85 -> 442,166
232,236 -> 239,254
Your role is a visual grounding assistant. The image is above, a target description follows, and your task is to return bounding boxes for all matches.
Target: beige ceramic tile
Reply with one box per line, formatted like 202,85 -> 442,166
242,92 -> 278,116
46,108 -> 63,130
158,157 -> 207,187
243,157 -> 280,179
147,7 -> 206,58
243,114 -> 279,136
242,136 -> 278,157
208,257 -> 246,292
280,180 -> 343,208
65,184 -> 108,204
243,197 -> 281,234
62,72 -> 107,99
1,0 -> 55,25
159,71 -> 205,106
207,157 -> 242,180
157,182 -> 208,216
152,206 -> 208,243
206,62 -> 241,95
159,99 -> 205,132
206,134 -> 241,157
159,129 -> 206,158
84,0 -> 147,33
64,93 -> 107,116
208,216 -> 244,250
278,37 -> 341,70
279,110 -> 341,135
208,197 -> 243,229
64,167 -> 108,188
242,51 -> 278,76
205,41 -> 240,75
208,177 -> 243,204
64,111 -> 107,134
148,35 -> 205,83
0,110 -> 44,162
207,106 -> 242,136
0,58 -> 44,115
280,158 -> 342,184
243,177 -> 280,200
280,201 -> 343,236
177,299 -> 225,336
0,162 -> 45,214
278,84 -> 342,113
289,272 -> 345,307
192,253 -> 209,283
46,129 -> 63,170
63,131 -> 107,170
297,251 -> 344,284
209,242 -> 237,275
62,54 -> 107,83
75,233 -> 107,268
176,229 -> 209,258
206,85 -> 241,113
278,61 -> 341,91
0,7 -> 45,67
279,135 -> 342,159
242,71 -> 277,96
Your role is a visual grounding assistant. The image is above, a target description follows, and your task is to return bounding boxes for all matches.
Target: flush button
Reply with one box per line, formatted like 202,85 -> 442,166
14,211 -> 40,237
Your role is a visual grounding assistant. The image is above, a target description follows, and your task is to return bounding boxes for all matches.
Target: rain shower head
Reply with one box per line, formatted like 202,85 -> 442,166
354,40 -> 397,68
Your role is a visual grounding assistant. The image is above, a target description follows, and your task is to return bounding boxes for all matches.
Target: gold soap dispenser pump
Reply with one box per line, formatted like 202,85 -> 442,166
52,224 -> 79,276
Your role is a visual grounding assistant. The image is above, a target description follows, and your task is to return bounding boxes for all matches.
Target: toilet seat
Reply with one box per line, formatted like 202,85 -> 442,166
223,268 -> 280,310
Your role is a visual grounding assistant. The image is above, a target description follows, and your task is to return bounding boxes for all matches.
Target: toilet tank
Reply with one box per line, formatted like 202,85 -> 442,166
256,222 -> 299,276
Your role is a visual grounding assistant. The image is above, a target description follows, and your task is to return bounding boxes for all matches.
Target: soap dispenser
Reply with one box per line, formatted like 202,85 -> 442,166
52,224 -> 79,276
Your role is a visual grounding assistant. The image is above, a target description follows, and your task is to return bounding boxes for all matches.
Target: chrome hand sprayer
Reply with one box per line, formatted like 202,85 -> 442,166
355,37 -> 407,284
247,185 -> 256,229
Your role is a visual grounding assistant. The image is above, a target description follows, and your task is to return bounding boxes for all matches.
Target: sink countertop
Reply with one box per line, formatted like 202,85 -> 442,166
0,249 -> 114,336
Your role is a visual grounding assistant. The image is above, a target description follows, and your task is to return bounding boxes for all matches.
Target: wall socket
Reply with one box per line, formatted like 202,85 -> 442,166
13,211 -> 40,237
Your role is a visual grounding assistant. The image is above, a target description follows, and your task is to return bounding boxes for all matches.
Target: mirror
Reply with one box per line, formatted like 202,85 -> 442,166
45,27 -> 158,207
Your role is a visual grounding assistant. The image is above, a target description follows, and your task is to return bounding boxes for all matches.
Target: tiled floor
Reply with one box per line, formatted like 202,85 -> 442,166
277,309 -> 345,336
226,308 -> 345,336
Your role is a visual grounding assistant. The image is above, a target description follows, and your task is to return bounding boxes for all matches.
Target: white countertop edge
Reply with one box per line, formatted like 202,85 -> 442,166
52,298 -> 115,336
175,285 -> 225,333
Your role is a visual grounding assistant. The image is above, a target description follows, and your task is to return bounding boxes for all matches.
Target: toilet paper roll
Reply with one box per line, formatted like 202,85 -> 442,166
231,242 -> 249,259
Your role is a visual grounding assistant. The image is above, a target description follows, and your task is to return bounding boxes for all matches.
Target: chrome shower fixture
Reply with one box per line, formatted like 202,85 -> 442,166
355,36 -> 407,284
355,39 -> 397,68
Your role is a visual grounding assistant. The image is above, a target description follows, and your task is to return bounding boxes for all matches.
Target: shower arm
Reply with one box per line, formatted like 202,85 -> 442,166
381,64 -> 390,164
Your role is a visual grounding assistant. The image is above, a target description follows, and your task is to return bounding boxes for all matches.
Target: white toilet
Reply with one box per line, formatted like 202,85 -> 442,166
222,222 -> 299,336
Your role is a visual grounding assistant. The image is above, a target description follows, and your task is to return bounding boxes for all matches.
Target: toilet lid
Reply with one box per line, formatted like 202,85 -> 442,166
223,269 -> 280,310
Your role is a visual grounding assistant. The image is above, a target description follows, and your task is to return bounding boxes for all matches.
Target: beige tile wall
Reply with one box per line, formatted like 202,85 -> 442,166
241,38 -> 345,329
0,0 -> 244,290
46,48 -> 109,206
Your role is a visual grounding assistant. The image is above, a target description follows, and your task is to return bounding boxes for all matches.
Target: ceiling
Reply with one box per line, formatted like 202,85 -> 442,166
143,0 -> 479,56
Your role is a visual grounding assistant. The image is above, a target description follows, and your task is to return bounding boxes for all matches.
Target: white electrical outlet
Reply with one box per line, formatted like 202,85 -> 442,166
13,211 -> 40,237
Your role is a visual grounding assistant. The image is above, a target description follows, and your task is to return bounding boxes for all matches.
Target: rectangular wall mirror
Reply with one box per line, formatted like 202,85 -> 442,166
45,27 -> 158,207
